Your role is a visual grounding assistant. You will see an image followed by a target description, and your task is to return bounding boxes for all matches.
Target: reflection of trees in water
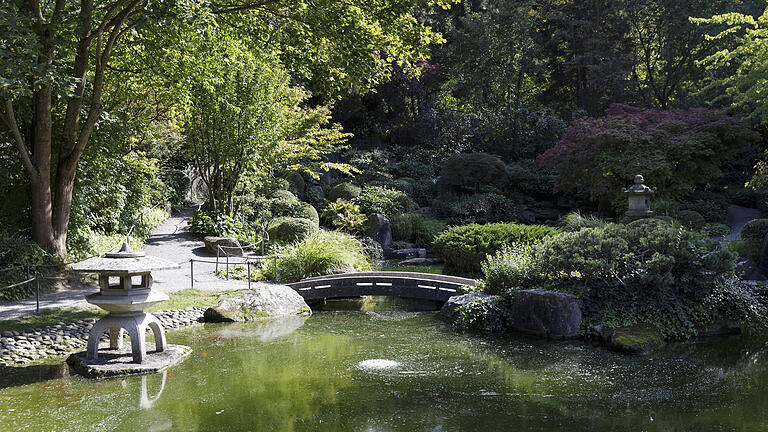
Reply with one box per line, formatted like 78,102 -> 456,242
152,332 -> 357,431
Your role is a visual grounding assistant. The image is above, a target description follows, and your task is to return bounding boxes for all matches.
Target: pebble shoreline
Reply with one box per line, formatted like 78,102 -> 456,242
0,308 -> 206,367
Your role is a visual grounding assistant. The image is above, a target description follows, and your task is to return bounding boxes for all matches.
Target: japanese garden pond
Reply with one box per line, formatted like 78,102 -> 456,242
1,311 -> 767,431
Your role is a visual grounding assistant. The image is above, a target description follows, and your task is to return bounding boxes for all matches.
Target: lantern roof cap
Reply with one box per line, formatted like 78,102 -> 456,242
71,243 -> 180,274
623,174 -> 656,195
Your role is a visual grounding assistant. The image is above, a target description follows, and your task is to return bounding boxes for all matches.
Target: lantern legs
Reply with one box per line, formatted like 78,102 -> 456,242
86,313 -> 167,364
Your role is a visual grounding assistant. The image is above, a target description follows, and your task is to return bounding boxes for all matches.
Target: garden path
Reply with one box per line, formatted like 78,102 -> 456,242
0,208 -> 261,320
726,205 -> 761,242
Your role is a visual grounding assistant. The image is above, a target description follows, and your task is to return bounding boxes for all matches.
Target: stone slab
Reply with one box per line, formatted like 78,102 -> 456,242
67,343 -> 191,378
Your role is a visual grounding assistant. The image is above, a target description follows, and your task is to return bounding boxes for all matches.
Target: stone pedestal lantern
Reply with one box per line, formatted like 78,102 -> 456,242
71,243 -> 180,364
623,174 -> 656,219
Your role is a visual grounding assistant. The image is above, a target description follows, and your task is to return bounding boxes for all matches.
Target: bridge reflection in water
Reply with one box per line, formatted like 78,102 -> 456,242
287,272 -> 476,303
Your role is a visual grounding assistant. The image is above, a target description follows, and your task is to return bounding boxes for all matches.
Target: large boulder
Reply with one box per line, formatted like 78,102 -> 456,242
385,248 -> 427,259
509,289 -> 581,338
439,293 -> 501,323
367,213 -> 393,251
204,285 -> 311,322
203,236 -> 243,257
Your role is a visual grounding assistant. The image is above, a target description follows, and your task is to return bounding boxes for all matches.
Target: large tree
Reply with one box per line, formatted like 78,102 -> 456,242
0,0 -> 449,257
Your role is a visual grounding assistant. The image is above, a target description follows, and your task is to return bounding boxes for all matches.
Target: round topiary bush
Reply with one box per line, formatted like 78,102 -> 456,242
270,189 -> 298,202
327,182 -> 362,202
267,217 -> 317,244
741,219 -> 768,240
433,223 -> 560,276
353,186 -> 418,217
675,209 -> 706,229
299,203 -> 319,227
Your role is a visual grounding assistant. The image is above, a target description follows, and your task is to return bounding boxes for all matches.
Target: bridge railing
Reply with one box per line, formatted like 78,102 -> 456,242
287,271 -> 476,302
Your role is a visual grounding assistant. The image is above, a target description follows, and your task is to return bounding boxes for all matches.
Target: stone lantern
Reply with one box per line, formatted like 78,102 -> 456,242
623,174 -> 656,219
71,242 -> 181,365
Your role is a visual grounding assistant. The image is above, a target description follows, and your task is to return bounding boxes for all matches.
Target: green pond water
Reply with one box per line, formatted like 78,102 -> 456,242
1,312 -> 768,431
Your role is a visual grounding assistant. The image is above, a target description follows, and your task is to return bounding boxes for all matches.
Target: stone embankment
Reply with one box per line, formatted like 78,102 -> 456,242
0,308 -> 205,366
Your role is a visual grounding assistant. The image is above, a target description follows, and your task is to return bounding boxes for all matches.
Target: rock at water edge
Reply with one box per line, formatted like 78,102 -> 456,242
509,289 -> 581,339
204,285 -> 311,322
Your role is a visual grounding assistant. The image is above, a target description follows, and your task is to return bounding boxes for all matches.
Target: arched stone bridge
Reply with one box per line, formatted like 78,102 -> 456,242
287,272 -> 477,302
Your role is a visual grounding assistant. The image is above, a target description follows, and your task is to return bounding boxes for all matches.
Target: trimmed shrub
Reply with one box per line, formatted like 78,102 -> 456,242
741,219 -> 768,240
702,223 -> 731,238
190,210 -> 244,238
728,239 -> 761,262
327,182 -> 362,202
353,186 -> 417,217
676,210 -> 706,229
431,193 -> 520,224
530,219 -> 758,339
259,230 -> 372,282
299,203 -> 320,227
322,199 -> 367,234
267,217 -> 318,244
433,223 -> 559,276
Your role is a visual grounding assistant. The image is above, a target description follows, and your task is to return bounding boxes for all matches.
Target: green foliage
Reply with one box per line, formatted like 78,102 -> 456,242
675,210 -> 706,229
539,104 -> 759,210
161,168 -> 191,208
681,192 -> 729,223
0,235 -> 57,301
258,230 -> 372,282
529,219 -> 745,339
693,6 -> 768,124
321,200 -> 367,234
728,239 -> 761,262
65,231 -> 146,263
559,212 -> 607,232
299,204 -> 320,227
437,153 -> 509,193
454,296 -> 510,334
741,219 -> 768,240
389,215 -> 413,242
357,236 -> 384,261
327,183 -> 362,202
284,172 -> 306,199
190,211 -> 242,238
353,186 -> 417,217
430,193 -> 520,225
348,149 -> 392,183
702,223 -> 731,238
433,223 -> 559,276
506,160 -> 556,197
389,213 -> 446,247
267,218 -> 318,244
481,244 -> 539,297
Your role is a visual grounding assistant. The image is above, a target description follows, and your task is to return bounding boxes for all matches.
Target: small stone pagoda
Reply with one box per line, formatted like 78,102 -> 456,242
69,242 -> 190,376
623,174 -> 656,219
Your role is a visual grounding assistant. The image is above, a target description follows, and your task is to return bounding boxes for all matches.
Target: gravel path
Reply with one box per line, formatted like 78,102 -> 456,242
726,205 -> 761,242
142,206 -> 255,293
0,207 -> 263,320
